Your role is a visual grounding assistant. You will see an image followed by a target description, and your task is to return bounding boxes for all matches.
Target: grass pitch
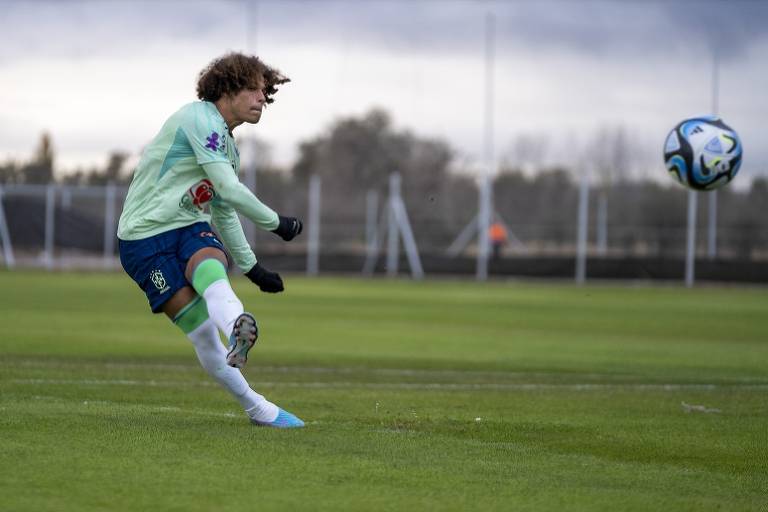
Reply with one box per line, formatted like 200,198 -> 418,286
0,271 -> 766,511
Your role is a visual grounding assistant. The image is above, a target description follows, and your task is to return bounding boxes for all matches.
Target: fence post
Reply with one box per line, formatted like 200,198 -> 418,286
103,182 -> 116,269
386,174 -> 400,277
365,189 -> 378,256
708,191 -> 717,259
596,192 -> 607,256
575,173 -> 590,284
306,174 -> 321,276
685,190 -> 698,287
0,185 -> 15,268
44,184 -> 55,270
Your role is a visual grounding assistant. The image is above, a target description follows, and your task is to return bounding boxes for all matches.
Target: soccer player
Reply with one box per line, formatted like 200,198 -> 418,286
117,53 -> 304,428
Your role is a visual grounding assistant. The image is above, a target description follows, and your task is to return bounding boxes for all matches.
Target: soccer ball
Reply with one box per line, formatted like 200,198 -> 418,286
663,116 -> 743,190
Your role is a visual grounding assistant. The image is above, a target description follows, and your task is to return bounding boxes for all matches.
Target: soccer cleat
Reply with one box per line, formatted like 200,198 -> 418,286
226,312 -> 258,368
251,408 -> 305,429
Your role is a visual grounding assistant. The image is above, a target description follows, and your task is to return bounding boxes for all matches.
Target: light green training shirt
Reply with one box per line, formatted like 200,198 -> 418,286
117,101 -> 279,271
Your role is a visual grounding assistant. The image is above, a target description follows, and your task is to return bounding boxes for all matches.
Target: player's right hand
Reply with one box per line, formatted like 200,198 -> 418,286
245,262 -> 284,293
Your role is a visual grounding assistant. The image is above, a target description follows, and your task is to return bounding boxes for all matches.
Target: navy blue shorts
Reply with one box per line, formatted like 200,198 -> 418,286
119,222 -> 226,313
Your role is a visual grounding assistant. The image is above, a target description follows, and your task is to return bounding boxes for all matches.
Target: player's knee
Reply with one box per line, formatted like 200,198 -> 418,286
190,258 -> 229,295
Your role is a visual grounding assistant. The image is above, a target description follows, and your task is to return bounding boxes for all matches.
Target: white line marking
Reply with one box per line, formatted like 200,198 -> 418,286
28,394 -> 241,419
4,359 -> 767,384
10,378 -> 768,392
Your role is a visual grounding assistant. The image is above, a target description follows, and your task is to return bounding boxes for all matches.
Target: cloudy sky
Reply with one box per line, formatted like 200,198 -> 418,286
1,0 -> 766,185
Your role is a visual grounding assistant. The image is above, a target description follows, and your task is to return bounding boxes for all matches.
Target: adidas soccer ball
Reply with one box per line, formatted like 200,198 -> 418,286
663,116 -> 743,190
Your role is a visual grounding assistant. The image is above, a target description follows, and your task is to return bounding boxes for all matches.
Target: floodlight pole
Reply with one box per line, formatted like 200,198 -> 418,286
245,0 -> 258,53
708,48 -> 720,260
477,11 -> 496,281
243,0 -> 259,247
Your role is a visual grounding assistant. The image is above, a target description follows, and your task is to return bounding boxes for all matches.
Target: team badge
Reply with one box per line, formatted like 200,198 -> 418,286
150,270 -> 170,293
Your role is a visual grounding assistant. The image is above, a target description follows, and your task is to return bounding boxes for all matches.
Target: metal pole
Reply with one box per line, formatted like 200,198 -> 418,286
103,182 -> 116,268
244,0 -> 259,246
707,191 -> 717,260
476,174 -> 491,280
596,192 -> 607,256
575,173 -> 590,284
365,189 -> 378,255
245,0 -> 258,53
484,11 -> 495,172
447,213 -> 479,256
708,48 -> 719,260
477,11 -> 495,281
685,189 -> 697,287
44,184 -> 55,270
393,196 -> 424,279
0,186 -> 16,268
306,174 -> 321,276
386,173 -> 400,277
362,201 -> 388,276
712,48 -> 719,117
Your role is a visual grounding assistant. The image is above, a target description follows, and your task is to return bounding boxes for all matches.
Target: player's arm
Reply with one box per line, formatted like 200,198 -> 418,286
210,201 -> 284,293
202,161 -> 303,241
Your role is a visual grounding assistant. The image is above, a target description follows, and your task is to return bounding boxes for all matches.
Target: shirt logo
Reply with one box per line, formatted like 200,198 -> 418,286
205,132 -> 224,152
150,270 -> 170,293
179,178 -> 216,212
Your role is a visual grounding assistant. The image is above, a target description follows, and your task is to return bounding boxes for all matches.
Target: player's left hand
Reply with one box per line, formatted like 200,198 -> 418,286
245,263 -> 284,293
272,215 -> 303,241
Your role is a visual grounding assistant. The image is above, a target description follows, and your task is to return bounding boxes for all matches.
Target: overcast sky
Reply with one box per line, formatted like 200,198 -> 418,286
1,0 -> 766,185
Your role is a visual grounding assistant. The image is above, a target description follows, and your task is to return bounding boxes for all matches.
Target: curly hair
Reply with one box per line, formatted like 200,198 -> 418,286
196,52 -> 290,104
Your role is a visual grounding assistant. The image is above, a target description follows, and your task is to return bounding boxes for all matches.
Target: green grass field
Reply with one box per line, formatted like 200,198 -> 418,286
1,271 -> 766,511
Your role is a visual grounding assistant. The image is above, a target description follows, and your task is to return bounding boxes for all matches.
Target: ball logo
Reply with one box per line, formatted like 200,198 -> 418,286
150,270 -> 170,293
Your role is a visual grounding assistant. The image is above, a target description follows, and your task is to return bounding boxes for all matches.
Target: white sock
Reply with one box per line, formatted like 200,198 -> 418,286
186,318 -> 279,422
202,279 -> 245,337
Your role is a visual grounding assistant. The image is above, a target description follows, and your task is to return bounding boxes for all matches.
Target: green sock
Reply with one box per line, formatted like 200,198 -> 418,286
173,296 -> 209,334
192,259 -> 228,295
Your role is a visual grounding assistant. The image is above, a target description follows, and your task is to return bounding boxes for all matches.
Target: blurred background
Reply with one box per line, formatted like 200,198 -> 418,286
0,0 -> 766,283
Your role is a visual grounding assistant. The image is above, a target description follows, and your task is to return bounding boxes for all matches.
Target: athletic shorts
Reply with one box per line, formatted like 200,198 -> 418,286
119,222 -> 226,313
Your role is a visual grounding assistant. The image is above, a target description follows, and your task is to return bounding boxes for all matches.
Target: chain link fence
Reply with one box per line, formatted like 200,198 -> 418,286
1,178 -> 766,283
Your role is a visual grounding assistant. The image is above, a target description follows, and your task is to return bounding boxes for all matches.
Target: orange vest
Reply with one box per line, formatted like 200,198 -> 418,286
489,223 -> 507,243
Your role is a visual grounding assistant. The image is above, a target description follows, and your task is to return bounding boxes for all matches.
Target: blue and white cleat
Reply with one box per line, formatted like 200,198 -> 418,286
226,313 -> 258,368
251,408 -> 305,429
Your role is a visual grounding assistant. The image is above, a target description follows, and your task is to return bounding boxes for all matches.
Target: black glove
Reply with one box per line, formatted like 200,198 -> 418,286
272,215 -> 303,241
245,262 -> 284,293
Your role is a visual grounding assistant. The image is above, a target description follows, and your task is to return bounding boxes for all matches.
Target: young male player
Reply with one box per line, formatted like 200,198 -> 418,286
117,53 -> 304,428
